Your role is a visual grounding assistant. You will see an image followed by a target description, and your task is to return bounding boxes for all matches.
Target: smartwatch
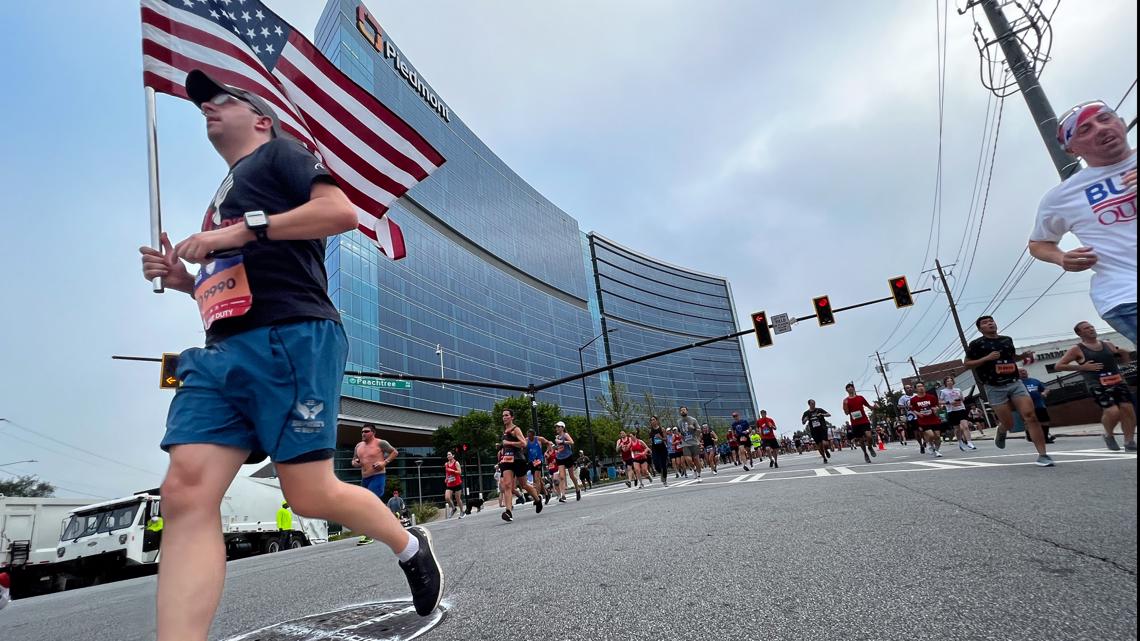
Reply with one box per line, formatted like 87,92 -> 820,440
244,210 -> 269,242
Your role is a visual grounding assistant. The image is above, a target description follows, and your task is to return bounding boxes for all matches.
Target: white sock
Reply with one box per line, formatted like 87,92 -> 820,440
396,532 -> 419,563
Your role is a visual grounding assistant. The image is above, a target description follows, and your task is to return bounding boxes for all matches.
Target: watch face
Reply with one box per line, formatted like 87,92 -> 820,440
245,210 -> 268,226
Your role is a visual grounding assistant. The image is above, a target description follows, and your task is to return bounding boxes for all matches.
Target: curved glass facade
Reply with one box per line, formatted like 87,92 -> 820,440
589,235 -> 757,425
315,0 -> 757,426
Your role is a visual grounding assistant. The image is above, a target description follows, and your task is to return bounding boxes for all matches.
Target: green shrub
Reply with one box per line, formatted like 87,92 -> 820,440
410,502 -> 439,524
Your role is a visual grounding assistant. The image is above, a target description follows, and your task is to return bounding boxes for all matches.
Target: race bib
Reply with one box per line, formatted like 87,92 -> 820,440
850,410 -> 863,420
995,360 -> 1017,375
919,409 -> 932,416
532,459 -> 542,466
1099,373 -> 1124,386
811,420 -> 821,428
653,436 -> 663,445
194,254 -> 252,330
445,474 -> 457,484
500,453 -> 514,464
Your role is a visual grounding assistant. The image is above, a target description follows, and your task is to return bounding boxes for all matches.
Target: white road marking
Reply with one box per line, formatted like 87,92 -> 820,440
832,466 -> 858,475
813,468 -> 831,477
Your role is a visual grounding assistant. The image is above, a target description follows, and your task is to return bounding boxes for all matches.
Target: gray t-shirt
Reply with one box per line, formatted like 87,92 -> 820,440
386,496 -> 406,513
678,416 -> 700,445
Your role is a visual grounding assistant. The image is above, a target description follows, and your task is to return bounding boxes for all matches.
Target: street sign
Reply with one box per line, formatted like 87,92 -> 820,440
345,376 -> 413,390
771,313 -> 794,335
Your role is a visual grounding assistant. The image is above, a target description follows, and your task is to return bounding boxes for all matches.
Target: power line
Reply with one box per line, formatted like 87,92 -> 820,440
0,418 -> 164,478
1115,78 -> 1137,112
1002,272 -> 1066,332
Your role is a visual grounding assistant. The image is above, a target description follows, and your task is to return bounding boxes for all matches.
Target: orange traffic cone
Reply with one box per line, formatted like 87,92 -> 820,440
877,436 -> 886,451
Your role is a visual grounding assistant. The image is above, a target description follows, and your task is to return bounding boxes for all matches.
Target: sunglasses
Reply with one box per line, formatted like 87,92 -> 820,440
203,92 -> 263,116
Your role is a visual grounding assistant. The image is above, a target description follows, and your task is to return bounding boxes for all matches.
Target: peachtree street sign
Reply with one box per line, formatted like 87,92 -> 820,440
345,376 -> 413,390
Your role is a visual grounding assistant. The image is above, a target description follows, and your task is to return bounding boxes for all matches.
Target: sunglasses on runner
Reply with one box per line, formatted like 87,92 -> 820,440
201,92 -> 264,116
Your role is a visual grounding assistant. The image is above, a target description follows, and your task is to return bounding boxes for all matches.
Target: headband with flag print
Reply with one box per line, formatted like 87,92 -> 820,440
1057,101 -> 1113,149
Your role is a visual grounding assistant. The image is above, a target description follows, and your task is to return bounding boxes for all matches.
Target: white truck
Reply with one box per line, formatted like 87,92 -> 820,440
34,476 -> 327,594
1,496 -> 94,598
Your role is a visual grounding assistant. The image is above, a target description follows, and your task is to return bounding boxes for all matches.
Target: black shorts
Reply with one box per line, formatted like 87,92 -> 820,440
848,424 -> 871,439
1092,384 -> 1133,409
905,420 -> 920,438
761,438 -> 780,449
498,459 -> 528,476
809,428 -> 828,444
946,409 -> 969,425
1034,406 -> 1051,423
445,483 -> 462,494
669,451 -> 681,459
557,453 -> 578,467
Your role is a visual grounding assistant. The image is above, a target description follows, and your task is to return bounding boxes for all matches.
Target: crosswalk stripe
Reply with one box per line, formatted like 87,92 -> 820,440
832,466 -> 858,475
813,468 -> 831,477
729,473 -> 755,483
911,461 -> 959,469
941,459 -> 1000,467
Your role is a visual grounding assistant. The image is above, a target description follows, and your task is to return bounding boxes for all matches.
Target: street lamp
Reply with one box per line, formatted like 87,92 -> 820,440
414,459 -> 424,506
435,344 -> 445,389
701,395 -> 721,428
578,328 -> 618,480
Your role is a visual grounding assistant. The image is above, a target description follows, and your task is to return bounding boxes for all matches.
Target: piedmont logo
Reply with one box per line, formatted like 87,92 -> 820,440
355,4 -> 451,122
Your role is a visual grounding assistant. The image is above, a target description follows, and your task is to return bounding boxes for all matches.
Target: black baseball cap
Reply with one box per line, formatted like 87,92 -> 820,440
186,69 -> 282,138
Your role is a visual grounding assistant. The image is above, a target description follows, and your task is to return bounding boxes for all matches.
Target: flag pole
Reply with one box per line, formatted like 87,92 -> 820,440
145,86 -> 165,293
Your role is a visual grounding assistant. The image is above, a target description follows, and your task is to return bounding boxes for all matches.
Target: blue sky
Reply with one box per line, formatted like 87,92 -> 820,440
0,1 -> 1135,498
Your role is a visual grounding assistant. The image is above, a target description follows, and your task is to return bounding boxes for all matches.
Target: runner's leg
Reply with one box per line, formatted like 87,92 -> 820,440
156,444 -> 247,641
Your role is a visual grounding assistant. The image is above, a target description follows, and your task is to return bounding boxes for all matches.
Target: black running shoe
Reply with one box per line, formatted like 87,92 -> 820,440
535,499 -> 543,514
576,489 -> 581,501
558,496 -> 567,503
743,465 -> 750,471
625,480 -> 632,488
544,493 -> 550,505
398,526 -> 444,616
501,510 -> 513,523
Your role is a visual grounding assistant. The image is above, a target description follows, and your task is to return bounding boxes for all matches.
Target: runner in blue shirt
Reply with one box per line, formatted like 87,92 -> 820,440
730,411 -> 755,470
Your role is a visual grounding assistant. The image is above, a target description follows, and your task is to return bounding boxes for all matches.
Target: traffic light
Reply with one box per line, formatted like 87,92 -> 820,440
751,311 -> 773,348
159,353 -> 181,390
889,275 -> 914,308
813,296 -> 835,326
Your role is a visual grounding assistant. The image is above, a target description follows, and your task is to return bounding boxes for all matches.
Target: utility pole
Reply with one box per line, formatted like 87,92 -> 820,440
973,0 -> 1078,178
909,357 -> 922,380
874,351 -> 894,395
934,259 -> 994,430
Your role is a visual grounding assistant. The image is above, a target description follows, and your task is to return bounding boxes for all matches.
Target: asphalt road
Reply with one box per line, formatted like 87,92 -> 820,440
3,436 -> 1136,641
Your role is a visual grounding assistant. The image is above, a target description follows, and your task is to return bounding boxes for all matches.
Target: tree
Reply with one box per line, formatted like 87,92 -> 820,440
0,475 -> 55,497
641,390 -> 674,424
493,395 -> 561,439
433,410 -> 496,459
596,382 -> 642,432
872,390 -> 904,423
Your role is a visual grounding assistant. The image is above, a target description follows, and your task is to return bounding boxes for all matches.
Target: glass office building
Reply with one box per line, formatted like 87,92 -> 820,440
313,0 -> 758,441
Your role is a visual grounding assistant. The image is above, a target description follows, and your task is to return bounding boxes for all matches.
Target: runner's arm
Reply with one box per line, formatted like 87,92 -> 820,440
350,444 -> 361,467
1106,341 -> 1132,363
1054,347 -> 1087,372
380,441 -> 399,465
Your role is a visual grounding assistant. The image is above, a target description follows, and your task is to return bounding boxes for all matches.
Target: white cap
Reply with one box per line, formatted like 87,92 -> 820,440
555,421 -> 566,427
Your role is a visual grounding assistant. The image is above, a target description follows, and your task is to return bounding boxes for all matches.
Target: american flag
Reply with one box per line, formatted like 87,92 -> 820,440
140,0 -> 447,260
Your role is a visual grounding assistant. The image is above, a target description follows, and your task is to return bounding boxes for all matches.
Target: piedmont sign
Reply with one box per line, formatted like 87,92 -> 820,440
356,4 -> 452,122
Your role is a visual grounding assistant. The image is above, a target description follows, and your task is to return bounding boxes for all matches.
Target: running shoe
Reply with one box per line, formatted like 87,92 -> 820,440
869,447 -> 877,458
934,450 -> 943,458
967,443 -> 977,450
357,536 -> 374,546
743,465 -> 750,472
1104,434 -> 1121,451
501,510 -> 513,523
625,480 -> 632,488
773,460 -> 779,469
457,511 -> 465,520
769,460 -> 775,468
534,499 -> 543,514
398,526 -> 444,616
863,453 -> 871,463
559,496 -> 567,502
1125,441 -> 1137,452
959,442 -> 967,452
994,428 -> 1007,449
919,444 -> 926,454
544,493 -> 550,505
576,489 -> 581,501
712,470 -> 718,475
1035,455 -> 1055,467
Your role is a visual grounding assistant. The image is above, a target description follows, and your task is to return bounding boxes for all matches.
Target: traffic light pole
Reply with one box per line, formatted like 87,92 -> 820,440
874,351 -> 894,395
934,259 -> 994,430
972,0 -> 1078,178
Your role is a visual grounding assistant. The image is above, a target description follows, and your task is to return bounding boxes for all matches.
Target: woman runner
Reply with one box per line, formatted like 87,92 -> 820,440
648,416 -> 670,486
553,421 -> 584,501
700,424 -> 719,475
442,451 -> 465,519
940,376 -> 976,451
498,409 -> 542,522
630,431 -> 653,486
617,431 -> 639,487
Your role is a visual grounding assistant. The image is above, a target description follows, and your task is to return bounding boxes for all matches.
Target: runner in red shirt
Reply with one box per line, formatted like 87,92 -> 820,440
617,431 -> 639,488
442,451 -> 465,519
909,381 -> 945,458
756,411 -> 781,469
842,383 -> 879,463
630,432 -> 653,488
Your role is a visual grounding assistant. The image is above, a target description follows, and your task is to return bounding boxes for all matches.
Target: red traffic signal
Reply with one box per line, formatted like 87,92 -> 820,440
813,296 -> 835,327
889,275 -> 914,308
751,311 -> 773,348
